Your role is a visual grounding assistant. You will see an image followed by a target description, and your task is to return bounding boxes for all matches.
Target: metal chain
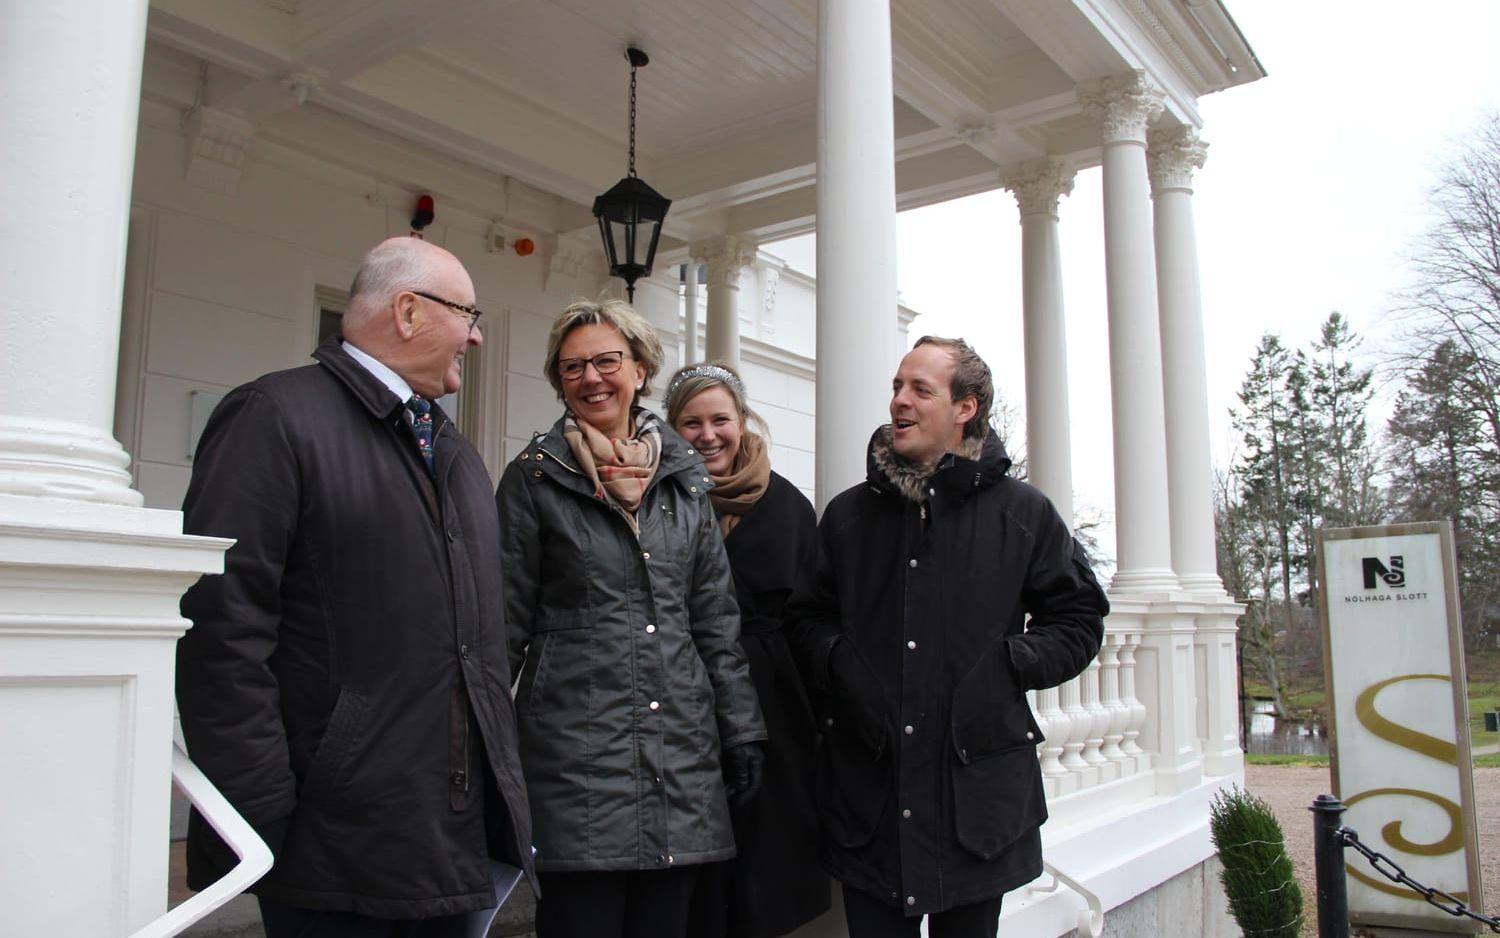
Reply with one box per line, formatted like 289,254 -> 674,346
1337,826 -> 1500,932
627,65 -> 637,177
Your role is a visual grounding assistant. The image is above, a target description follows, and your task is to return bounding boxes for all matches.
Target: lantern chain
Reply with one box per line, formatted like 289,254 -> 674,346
628,64 -> 638,178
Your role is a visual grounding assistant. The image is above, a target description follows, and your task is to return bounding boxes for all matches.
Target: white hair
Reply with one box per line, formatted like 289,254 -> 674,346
345,238 -> 444,327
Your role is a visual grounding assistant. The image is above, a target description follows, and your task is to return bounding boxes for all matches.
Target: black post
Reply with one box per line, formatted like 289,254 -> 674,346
1310,794 -> 1350,938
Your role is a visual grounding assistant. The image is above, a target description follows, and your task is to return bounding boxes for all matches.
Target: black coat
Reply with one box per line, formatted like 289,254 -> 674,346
176,338 -> 535,917
497,415 -> 766,872
787,428 -> 1107,915
688,471 -> 832,937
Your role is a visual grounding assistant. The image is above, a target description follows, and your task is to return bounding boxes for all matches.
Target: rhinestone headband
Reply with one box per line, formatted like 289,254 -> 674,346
664,363 -> 745,409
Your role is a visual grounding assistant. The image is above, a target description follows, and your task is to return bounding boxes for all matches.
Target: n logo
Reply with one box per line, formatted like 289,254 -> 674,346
1362,555 -> 1406,589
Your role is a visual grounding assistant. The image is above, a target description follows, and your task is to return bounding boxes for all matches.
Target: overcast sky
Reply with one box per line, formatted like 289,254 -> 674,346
770,1 -> 1500,550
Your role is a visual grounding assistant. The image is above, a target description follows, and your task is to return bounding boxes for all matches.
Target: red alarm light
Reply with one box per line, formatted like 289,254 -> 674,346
514,238 -> 535,256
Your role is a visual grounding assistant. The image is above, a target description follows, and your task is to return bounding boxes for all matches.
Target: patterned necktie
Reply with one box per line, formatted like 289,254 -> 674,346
405,396 -> 435,473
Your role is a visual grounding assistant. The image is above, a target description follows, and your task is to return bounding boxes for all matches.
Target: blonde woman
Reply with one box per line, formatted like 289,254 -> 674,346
665,362 -> 830,938
497,302 -> 766,938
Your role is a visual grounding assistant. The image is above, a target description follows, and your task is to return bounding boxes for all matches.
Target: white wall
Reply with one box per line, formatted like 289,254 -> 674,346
118,99 -> 652,510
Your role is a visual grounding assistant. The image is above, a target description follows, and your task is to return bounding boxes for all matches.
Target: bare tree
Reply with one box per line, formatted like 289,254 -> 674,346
1387,112 -> 1500,649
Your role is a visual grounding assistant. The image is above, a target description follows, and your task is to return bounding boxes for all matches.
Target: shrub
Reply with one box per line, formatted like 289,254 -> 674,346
1209,786 -> 1303,937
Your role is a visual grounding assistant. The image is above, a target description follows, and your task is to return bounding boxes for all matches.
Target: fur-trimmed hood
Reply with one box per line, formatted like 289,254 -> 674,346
866,424 -> 1011,502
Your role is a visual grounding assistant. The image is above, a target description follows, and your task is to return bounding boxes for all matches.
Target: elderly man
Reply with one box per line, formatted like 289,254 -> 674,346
788,336 -> 1109,938
176,237 -> 534,937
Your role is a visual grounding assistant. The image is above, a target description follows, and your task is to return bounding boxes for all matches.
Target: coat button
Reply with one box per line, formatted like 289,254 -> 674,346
906,896 -> 916,907
902,808 -> 912,819
667,854 -> 675,865
447,528 -> 457,541
654,776 -> 663,787
906,640 -> 916,651
928,487 -> 936,496
459,643 -> 470,659
824,717 -> 834,728
642,551 -> 651,560
450,772 -> 467,789
908,558 -> 917,568
689,485 -> 698,493
533,470 -> 542,478
702,477 -> 710,483
649,700 -> 660,711
645,624 -> 656,634
1026,731 -> 1035,741
903,724 -> 914,735
534,453 -> 543,460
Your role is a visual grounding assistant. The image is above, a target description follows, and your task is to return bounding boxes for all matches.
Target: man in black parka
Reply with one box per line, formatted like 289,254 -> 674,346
176,238 -> 535,936
788,336 -> 1108,938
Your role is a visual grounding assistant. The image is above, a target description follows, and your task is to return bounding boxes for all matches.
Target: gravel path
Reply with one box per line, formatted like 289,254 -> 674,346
1244,764 -> 1499,936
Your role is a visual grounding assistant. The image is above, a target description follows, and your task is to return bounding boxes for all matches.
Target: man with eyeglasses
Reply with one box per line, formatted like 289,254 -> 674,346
176,237 -> 536,936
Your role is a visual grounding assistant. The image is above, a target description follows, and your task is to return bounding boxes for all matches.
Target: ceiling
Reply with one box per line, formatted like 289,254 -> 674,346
142,0 -> 1262,250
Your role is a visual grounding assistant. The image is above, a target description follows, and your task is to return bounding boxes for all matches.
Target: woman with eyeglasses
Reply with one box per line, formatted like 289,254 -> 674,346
496,299 -> 767,938
665,362 -> 830,938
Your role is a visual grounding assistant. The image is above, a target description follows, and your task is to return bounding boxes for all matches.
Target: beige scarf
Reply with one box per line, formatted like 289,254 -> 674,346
708,431 -> 771,538
562,409 -> 662,534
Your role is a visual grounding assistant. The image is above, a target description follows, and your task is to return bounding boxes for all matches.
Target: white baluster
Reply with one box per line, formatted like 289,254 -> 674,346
1119,633 -> 1149,773
1057,675 -> 1097,787
1099,635 -> 1129,768
1081,656 -> 1115,781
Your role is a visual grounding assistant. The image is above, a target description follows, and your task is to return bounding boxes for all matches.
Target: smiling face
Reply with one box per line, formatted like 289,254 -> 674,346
889,343 -> 976,466
557,322 -> 643,439
402,254 -> 480,399
672,384 -> 744,476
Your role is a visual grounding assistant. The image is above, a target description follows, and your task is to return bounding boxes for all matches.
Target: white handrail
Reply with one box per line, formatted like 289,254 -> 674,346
1036,860 -> 1105,938
129,743 -> 273,938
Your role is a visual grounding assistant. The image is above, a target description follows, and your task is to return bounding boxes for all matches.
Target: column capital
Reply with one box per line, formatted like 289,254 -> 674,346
1077,71 -> 1166,145
690,235 -> 758,287
1147,127 -> 1208,194
1000,159 -> 1077,218
183,106 -> 258,196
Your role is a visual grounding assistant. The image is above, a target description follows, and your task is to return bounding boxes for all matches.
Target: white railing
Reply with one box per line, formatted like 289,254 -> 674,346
1032,629 -> 1153,800
128,744 -> 271,938
1033,592 -> 1245,805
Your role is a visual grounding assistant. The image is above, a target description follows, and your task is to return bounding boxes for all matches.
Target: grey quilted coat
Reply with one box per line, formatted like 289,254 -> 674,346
496,413 -> 767,872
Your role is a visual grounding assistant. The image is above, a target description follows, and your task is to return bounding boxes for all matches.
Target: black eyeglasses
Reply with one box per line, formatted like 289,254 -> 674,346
411,290 -> 484,333
558,350 -> 631,381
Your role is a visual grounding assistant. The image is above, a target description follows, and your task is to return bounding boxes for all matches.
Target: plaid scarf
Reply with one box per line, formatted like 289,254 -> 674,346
562,408 -> 662,534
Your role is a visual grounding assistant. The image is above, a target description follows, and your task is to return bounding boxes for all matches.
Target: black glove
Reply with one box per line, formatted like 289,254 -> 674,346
724,741 -> 766,809
828,639 -> 889,756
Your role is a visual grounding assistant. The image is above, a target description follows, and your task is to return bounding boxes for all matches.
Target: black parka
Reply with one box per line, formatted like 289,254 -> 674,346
497,414 -> 766,872
176,338 -> 535,917
787,427 -> 1108,915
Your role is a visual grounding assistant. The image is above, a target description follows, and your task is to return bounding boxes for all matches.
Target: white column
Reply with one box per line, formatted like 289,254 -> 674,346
1000,160 -> 1077,526
682,264 -> 700,365
691,235 -> 757,371
0,1 -> 152,506
815,0 -> 898,511
0,3 -> 234,932
1148,128 -> 1225,596
1078,73 -> 1178,593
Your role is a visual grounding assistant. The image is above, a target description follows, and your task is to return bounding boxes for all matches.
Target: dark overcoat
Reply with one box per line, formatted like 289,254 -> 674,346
497,414 -> 766,872
787,427 -> 1108,915
176,338 -> 535,918
689,471 -> 832,937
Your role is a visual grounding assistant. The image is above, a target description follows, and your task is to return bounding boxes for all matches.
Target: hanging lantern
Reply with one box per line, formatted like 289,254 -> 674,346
593,47 -> 671,302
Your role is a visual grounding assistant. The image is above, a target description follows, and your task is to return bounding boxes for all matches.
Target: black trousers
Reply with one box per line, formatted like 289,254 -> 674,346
535,866 -> 703,938
842,885 -> 1003,938
257,897 -> 471,938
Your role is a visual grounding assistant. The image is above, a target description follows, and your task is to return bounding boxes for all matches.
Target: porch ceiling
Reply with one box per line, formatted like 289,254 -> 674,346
143,0 -> 1261,246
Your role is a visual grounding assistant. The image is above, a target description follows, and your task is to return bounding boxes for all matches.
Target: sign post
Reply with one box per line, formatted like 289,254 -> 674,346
1317,520 -> 1484,932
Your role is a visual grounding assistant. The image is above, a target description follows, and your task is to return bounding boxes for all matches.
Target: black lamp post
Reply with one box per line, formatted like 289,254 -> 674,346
593,47 -> 671,302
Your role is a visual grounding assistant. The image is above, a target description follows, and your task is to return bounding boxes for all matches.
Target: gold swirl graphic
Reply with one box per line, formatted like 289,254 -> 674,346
1344,675 -> 1470,903
1353,674 -> 1456,766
